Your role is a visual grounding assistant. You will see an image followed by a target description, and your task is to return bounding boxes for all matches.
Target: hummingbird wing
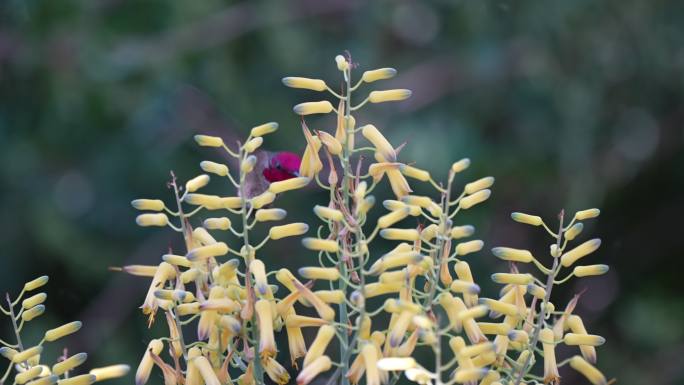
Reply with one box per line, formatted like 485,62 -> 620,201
242,150 -> 271,199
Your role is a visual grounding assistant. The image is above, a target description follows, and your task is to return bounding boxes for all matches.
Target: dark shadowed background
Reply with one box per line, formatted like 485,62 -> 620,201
1,1 -> 683,384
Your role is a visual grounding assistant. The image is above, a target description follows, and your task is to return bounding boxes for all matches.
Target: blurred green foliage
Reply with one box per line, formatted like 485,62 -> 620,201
1,0 -> 683,384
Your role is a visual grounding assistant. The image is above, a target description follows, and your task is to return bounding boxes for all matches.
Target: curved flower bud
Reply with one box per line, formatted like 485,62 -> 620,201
511,212 -> 543,226
269,177 -> 310,194
45,321 -> 82,342
131,199 -> 165,211
297,355 -> 332,385
451,158 -> 471,173
455,240 -> 484,256
282,77 -> 327,91
368,89 -> 412,103
53,352 -> 87,376
377,207 -> 410,229
491,273 -> 533,285
564,333 -> 606,346
293,101 -> 334,115
362,124 -> 396,162
491,247 -> 533,263
459,189 -> 491,209
185,174 -> 210,193
299,267 -> 340,281
135,213 -> 168,227
464,176 -> 495,195
250,122 -> 278,137
569,356 -> 607,385
302,238 -> 339,253
89,365 -> 131,382
255,209 -> 287,222
451,225 -> 475,239
362,68 -> 397,83
575,208 -> 600,221
12,346 -> 43,364
186,242 -> 228,261
22,305 -> 45,321
22,293 -> 47,309
400,165 -> 430,182
314,205 -> 344,222
560,239 -> 601,267
243,137 -> 263,153
24,276 -> 49,292
203,217 -> 231,230
380,228 -> 419,241
194,135 -> 223,147
573,264 -> 609,277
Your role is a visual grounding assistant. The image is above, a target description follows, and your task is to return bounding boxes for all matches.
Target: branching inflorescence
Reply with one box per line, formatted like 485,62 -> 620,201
0,276 -> 129,385
126,53 -> 611,385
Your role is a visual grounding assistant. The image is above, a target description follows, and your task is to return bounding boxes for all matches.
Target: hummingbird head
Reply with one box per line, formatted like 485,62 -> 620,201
263,152 -> 302,183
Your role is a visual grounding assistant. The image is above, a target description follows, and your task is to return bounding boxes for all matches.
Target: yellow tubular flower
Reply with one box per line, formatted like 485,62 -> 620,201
540,328 -> 560,384
569,356 -> 607,385
368,89 -> 412,103
58,375 -> 96,385
282,309 -> 307,367
269,177 -> 311,194
302,238 -> 339,253
458,305 -> 489,322
465,176 -> 495,194
456,240 -> 484,256
459,189 -> 491,209
361,344 -> 381,385
193,356 -> 221,385
377,207 -> 410,229
122,265 -> 157,277
242,155 -> 257,174
491,273 -> 533,285
135,213 -> 168,227
564,333 -> 606,346
293,280 -> 335,321
299,267 -> 340,281
203,217 -> 231,230
451,225 -> 475,239
250,259 -> 269,296
438,293 -> 463,330
243,137 -> 263,153
400,165 -> 431,182
386,169 -> 412,198
185,174 -> 210,193
362,68 -> 397,83
21,305 -> 44,322
22,293 -> 47,309
314,290 -> 345,304
479,298 -> 518,317
194,134 -> 223,147
221,196 -> 243,209
491,247 -> 533,263
24,276 -> 49,291
314,205 -> 344,222
282,77 -> 327,91
566,315 -> 598,363
451,158 -> 471,173
527,283 -> 547,299
362,282 -> 403,298
199,161 -> 228,177
293,101 -> 334,115
285,314 -> 328,328
184,194 -> 221,209
450,280 -> 480,295
131,199 -> 164,212
135,339 -> 163,385
255,299 -> 276,358
52,353 -> 87,376
574,264 -> 610,277
15,367 -> 42,385
297,356 -> 332,385
249,191 -> 274,209
565,222 -> 584,240
316,131 -> 342,155
560,239 -> 602,267
192,227 -> 217,245
300,127 -> 323,177
454,261 -> 478,307
362,124 -> 396,161
186,242 -> 228,261
380,228 -> 420,241
269,223 -> 309,240
263,357 -> 290,385
575,208 -> 601,220
303,325 -> 335,368
89,365 -> 130,382
477,322 -> 511,335
250,122 -> 278,137
510,212 -> 543,226
44,321 -> 82,342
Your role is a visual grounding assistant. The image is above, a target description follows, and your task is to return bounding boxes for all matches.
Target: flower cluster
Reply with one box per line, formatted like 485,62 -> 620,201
0,276 -> 129,385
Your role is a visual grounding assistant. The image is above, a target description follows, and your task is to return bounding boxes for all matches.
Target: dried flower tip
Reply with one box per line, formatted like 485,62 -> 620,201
22,293 -> 47,309
574,264 -> 609,277
565,222 -> 584,240
511,212 -> 543,226
185,174 -> 210,193
362,124 -> 397,161
303,325 -> 335,368
560,238 -> 601,267
456,240 -> 484,256
243,137 -> 263,153
293,101 -> 334,115
186,242 -> 229,261
459,189 -> 491,209
465,176 -> 495,195
362,68 -> 397,83
53,353 -> 88,376
314,205 -> 344,222
203,217 -> 231,230
451,158 -> 471,173
380,228 -> 420,241
22,305 -> 45,321
368,89 -> 412,103
242,155 -> 257,174
491,273 -> 533,285
282,77 -> 327,91
269,176 -> 310,194
451,225 -> 475,239
450,280 -> 480,295
12,346 -> 43,363
491,247 -> 533,263
45,321 -> 82,342
458,305 -> 489,321
377,357 -> 416,371
575,208 -> 601,221
377,207 -> 410,228
135,213 -> 168,227
297,355 -> 332,385
23,275 -> 49,292
302,238 -> 339,252
26,375 -> 59,385
564,333 -> 606,346
89,365 -> 130,382
194,134 -> 223,147
400,165 -> 430,182
131,199 -> 165,211
569,356 -> 607,385
299,267 -> 340,281
527,284 -> 547,299
477,322 -> 511,335
15,366 -> 42,385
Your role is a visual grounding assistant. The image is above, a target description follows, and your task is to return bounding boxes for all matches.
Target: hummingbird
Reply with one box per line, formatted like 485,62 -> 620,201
243,151 -> 302,199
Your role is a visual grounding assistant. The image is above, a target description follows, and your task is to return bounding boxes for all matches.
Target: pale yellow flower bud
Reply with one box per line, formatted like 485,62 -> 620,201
303,325 -> 335,368
0,347 -> 18,361
541,328 -> 560,384
131,199 -> 164,211
314,290 -> 345,304
186,242 -> 229,261
574,264 -> 609,277
479,298 -> 518,317
299,267 -> 340,281
314,205 -> 344,222
565,222 -> 584,240
297,355 -> 332,385
12,346 -> 43,364
154,289 -> 194,302
22,293 -> 47,309
255,209 -> 287,222
401,165 -> 430,182
135,213 -> 168,227
368,89 -> 412,103
255,299 -> 276,358
176,303 -> 200,316
550,243 -> 561,257
362,68 -> 397,83
491,247 -> 533,263
269,177 -> 310,194
241,155 -> 257,174
527,284 -> 547,299
313,131 -> 342,156
22,305 -> 45,321
243,137 -> 263,153
194,135 -> 223,147
560,238 -> 601,267
465,176 -> 495,195
161,254 -> 191,267
180,268 -> 199,284
456,240 -> 484,256
377,357 -> 416,371
203,217 -> 231,230
459,189 -> 491,209
511,212 -> 543,226
250,191 -> 276,209
363,282 -> 403,298
89,365 -> 130,382
491,273 -> 533,285
362,125 -> 396,162
52,352 -> 86,376
451,158 -> 471,173
183,193 -> 220,209
58,374 -> 96,385
564,333 -> 606,346
250,259 -> 269,296
458,305 -> 488,321
361,343 -> 381,385
15,366 -> 42,385
302,238 -> 339,253
293,101 -> 334,115
569,356 -> 607,385
566,315 -> 597,363
357,195 -> 375,216
575,208 -> 600,221
24,276 -> 49,292
454,369 -> 488,383
335,55 -> 349,71
477,322 -> 511,335
401,195 -> 432,208
270,223 -> 309,241
250,122 -> 278,137
45,321 -> 82,342
377,207 -> 410,228
282,77 -> 327,91
450,280 -> 480,295
185,174 -> 210,192
380,228 -> 420,241
451,225 -> 475,239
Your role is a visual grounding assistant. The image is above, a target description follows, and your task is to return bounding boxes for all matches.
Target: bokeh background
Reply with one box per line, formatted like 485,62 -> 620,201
1,0 -> 683,384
